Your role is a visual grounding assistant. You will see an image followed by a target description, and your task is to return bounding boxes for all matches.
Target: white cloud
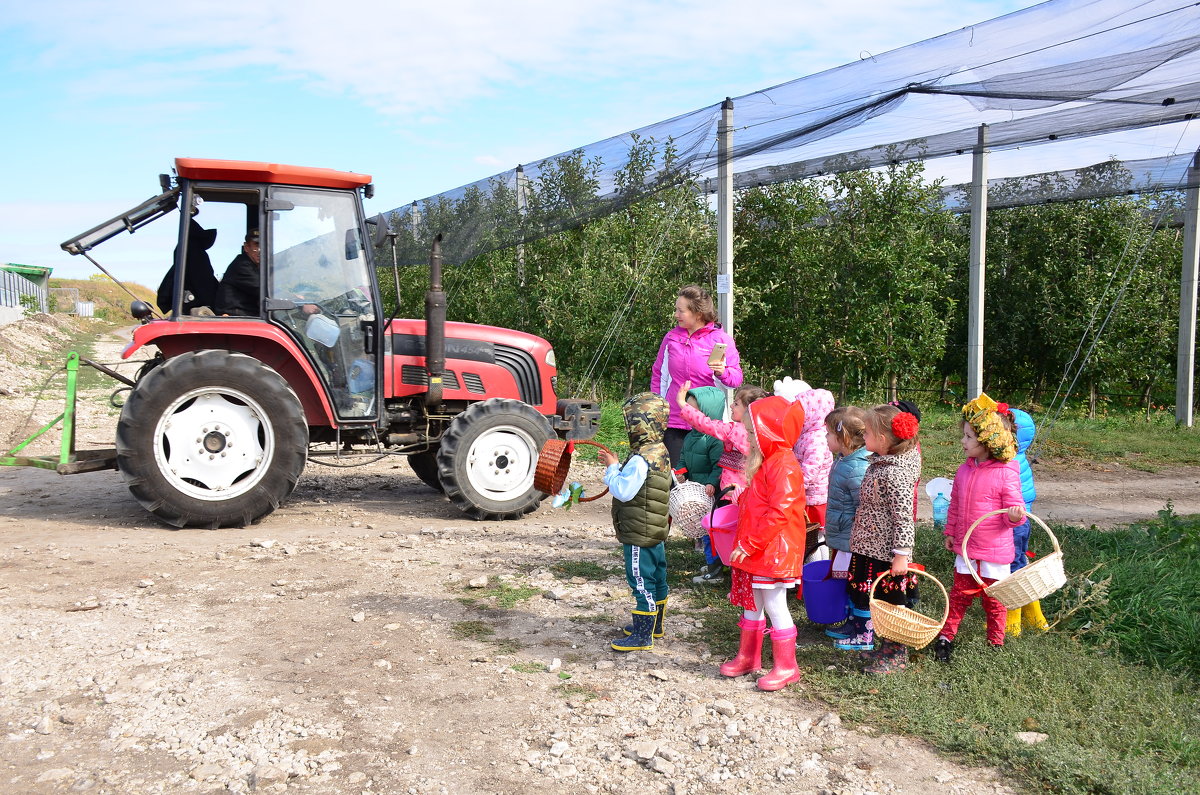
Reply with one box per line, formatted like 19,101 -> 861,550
8,0 -> 1030,117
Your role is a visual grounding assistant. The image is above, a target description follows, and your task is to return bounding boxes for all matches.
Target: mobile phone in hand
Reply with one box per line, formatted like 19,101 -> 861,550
707,343 -> 727,366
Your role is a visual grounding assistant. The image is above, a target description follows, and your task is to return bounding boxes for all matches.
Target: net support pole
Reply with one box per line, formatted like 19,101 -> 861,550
967,124 -> 989,401
717,98 -> 734,338
1177,151 -> 1200,427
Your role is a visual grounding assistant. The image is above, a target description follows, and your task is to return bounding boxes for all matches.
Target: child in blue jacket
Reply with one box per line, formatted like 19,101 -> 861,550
1005,406 -> 1048,635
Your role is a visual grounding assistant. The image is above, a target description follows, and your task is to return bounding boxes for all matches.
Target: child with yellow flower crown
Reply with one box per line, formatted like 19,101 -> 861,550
933,394 -> 1026,663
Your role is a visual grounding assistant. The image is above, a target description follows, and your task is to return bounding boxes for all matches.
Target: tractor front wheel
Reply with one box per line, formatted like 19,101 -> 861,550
116,350 -> 309,528
437,398 -> 552,520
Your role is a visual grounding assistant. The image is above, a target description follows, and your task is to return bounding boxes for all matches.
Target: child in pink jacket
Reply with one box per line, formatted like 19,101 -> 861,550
934,393 -> 1026,663
774,377 -> 835,528
676,380 -> 768,584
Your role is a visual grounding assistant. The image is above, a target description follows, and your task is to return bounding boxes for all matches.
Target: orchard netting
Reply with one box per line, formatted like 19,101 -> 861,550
375,0 -> 1200,267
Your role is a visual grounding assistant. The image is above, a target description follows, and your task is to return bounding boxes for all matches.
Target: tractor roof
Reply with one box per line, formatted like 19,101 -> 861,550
175,158 -> 372,190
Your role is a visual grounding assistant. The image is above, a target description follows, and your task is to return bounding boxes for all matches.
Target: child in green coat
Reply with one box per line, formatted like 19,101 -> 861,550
677,386 -> 726,575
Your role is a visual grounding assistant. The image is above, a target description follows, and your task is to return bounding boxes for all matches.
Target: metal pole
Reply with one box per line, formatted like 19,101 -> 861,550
515,164 -> 529,288
967,124 -> 989,400
1177,151 -> 1200,426
717,98 -> 734,337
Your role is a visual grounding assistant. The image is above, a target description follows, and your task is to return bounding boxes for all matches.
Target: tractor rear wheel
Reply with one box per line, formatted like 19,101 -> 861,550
437,398 -> 552,520
407,449 -> 444,492
116,350 -> 309,528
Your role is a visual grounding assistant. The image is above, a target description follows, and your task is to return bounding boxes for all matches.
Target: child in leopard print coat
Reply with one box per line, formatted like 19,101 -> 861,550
834,404 -> 922,675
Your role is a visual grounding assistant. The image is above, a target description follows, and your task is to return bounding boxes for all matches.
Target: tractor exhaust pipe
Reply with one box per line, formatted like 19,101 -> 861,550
424,234 -> 446,410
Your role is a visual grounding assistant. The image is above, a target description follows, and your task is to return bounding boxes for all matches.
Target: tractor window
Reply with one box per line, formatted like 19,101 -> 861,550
266,187 -> 378,420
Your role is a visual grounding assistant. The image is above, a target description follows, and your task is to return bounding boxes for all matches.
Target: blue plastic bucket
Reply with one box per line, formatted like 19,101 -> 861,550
801,560 -> 849,624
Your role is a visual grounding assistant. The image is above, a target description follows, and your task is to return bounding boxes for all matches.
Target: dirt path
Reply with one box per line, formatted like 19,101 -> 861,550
0,322 -> 1195,794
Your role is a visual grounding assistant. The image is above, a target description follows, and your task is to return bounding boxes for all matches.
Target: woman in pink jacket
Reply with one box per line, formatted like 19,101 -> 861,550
651,285 -> 743,465
934,394 -> 1026,663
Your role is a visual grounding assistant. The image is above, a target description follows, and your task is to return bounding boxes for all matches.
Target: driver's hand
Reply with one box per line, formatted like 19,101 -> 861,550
301,304 -> 320,315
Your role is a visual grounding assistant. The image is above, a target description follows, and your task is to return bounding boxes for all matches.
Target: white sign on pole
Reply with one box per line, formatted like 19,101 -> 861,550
716,274 -> 731,294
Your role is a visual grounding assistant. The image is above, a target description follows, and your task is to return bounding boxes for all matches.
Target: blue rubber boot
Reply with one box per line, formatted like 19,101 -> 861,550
623,598 -> 667,639
611,611 -> 656,652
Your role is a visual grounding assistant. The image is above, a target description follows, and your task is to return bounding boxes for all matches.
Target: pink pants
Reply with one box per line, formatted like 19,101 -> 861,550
940,571 -> 1007,646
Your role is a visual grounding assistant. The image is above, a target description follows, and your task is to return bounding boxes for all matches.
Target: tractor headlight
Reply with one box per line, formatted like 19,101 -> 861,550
545,348 -> 557,368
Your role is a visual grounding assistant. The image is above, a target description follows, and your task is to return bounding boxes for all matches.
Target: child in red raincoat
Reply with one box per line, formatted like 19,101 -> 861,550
719,395 -> 809,692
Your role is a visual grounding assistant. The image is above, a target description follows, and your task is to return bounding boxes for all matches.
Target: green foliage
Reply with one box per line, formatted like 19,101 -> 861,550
1048,509 -> 1200,676
18,293 -> 41,316
734,154 -> 961,396
373,142 -> 1195,406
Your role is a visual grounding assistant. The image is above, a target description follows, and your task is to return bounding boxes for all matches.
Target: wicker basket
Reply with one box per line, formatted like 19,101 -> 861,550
669,479 -> 713,538
533,439 -> 611,503
869,568 -> 948,649
962,509 -> 1065,609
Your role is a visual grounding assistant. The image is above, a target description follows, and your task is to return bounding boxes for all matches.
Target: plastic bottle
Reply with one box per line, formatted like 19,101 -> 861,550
932,492 -> 950,530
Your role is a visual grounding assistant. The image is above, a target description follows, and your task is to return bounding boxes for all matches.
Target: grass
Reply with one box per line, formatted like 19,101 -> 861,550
450,619 -> 524,655
914,403 -> 1200,478
459,581 -> 541,609
509,661 -> 547,673
549,560 -> 616,581
675,511 -> 1200,794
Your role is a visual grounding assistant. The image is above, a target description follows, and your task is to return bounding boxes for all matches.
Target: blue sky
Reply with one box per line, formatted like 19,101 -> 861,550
0,0 -> 1039,288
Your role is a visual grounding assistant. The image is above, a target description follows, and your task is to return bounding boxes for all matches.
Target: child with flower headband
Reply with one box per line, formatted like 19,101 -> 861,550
835,404 -> 922,675
932,393 -> 1026,663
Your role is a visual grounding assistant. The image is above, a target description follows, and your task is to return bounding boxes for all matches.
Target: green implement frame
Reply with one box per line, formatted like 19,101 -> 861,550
0,352 -> 118,474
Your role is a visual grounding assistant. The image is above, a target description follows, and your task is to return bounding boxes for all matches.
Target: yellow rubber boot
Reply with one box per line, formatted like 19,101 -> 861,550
1022,600 -> 1049,632
1005,608 -> 1023,638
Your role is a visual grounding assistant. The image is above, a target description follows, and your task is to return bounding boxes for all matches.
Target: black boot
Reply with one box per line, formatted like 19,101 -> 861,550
622,598 -> 667,639
611,611 -> 655,652
934,636 -> 953,663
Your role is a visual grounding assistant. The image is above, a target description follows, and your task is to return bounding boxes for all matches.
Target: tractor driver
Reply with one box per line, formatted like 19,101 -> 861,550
214,229 -> 262,316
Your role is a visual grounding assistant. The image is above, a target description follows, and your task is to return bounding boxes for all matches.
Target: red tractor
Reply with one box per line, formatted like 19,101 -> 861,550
60,158 -> 598,528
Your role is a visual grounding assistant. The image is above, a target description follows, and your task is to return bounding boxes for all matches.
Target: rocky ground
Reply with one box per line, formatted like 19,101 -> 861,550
0,317 -> 1196,794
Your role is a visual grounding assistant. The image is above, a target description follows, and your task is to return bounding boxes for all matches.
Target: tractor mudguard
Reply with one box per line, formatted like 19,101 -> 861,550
121,318 -> 339,428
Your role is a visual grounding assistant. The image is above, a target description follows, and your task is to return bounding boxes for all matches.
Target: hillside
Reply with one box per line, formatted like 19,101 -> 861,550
49,276 -> 156,321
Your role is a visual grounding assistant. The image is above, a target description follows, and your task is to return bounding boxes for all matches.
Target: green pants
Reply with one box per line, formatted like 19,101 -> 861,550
624,542 -> 668,612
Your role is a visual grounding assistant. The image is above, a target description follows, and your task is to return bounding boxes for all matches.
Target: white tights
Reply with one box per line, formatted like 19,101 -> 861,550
742,586 -> 794,630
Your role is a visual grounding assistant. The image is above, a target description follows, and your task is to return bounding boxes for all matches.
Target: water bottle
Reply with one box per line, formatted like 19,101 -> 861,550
932,492 -> 950,530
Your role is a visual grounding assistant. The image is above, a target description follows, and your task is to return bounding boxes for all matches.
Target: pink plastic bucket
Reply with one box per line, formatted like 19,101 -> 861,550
702,504 -> 739,565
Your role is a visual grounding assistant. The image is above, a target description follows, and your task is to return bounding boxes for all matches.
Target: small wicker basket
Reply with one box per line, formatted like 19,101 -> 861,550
869,568 -> 948,649
962,509 -> 1065,609
669,478 -> 713,539
534,439 -> 611,503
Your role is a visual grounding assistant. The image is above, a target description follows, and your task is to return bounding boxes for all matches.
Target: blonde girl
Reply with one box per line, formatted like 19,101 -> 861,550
821,406 -> 870,640
933,394 -> 1026,663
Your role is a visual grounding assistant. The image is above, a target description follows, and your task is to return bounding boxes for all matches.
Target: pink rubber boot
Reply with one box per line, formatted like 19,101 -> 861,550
719,617 -> 766,677
757,625 -> 802,691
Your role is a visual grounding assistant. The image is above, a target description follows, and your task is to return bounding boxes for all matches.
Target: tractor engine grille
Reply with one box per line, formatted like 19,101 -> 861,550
462,372 -> 486,394
494,344 -> 541,406
400,365 -> 461,391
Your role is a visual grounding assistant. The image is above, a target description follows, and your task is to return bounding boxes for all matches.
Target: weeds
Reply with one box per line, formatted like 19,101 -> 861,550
550,560 -> 614,581
461,582 -> 541,609
553,682 -> 599,701
509,661 -> 547,674
450,620 -> 494,641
